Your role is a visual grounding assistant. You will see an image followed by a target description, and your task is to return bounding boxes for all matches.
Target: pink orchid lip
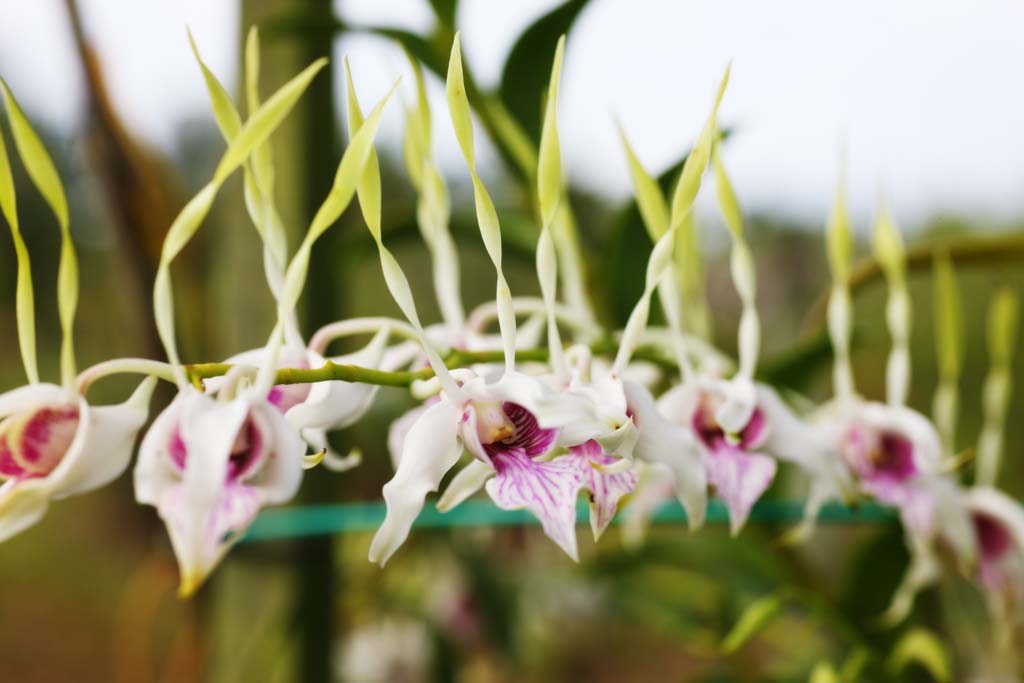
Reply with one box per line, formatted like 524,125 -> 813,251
167,410 -> 269,483
842,424 -> 917,484
0,403 -> 81,481
973,512 -> 1013,564
691,395 -> 766,454
482,402 -> 556,459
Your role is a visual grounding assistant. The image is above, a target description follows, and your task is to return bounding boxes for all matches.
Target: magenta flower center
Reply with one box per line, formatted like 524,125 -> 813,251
691,394 -> 766,454
168,413 -> 267,483
483,402 -> 556,458
0,403 -> 80,480
843,425 -> 916,483
973,512 -> 1013,564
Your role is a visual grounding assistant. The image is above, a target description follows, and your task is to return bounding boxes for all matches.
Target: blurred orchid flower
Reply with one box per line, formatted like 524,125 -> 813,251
0,80 -> 157,543
135,385 -> 304,596
0,379 -> 156,542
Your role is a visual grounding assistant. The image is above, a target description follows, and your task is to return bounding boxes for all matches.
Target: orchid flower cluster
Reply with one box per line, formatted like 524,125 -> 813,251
0,30 -> 1020,647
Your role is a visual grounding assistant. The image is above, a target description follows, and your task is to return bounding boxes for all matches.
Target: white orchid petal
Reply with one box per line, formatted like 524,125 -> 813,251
485,450 -> 583,561
0,383 -> 71,419
369,399 -> 462,566
437,459 -> 494,512
0,479 -> 51,542
48,377 -> 156,498
388,403 -> 430,470
621,463 -> 675,548
714,376 -> 757,435
304,429 -> 361,472
625,380 -> 707,530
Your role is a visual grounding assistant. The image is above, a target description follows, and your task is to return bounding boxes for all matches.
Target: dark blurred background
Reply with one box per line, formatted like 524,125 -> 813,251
0,1 -> 1022,681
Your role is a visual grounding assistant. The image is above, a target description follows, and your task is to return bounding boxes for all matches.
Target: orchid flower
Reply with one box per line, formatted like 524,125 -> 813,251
134,46 -> 394,593
0,82 -> 159,541
364,37 -> 644,563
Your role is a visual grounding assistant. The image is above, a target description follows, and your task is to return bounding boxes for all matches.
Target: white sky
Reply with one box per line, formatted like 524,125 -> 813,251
2,0 -> 1023,230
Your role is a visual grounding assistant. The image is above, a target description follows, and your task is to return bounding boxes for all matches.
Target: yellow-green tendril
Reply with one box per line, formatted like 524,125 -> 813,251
931,252 -> 963,457
825,169 -> 855,402
1,79 -> 77,387
0,114 -> 38,383
871,198 -> 910,407
613,66 -> 730,375
535,36 -> 569,377
154,57 -> 327,386
447,34 -> 517,373
976,289 -> 1018,487
402,52 -> 464,330
712,140 -> 759,381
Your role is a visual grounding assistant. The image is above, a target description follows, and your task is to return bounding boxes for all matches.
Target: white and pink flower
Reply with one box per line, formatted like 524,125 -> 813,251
134,386 -> 304,595
0,379 -> 155,542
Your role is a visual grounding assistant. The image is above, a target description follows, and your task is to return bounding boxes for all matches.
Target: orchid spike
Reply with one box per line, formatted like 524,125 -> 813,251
446,34 -> 517,373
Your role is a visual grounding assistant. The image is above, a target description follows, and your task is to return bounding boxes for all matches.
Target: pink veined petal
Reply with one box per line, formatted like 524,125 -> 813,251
568,440 -> 638,540
485,449 -> 584,561
704,449 -> 777,536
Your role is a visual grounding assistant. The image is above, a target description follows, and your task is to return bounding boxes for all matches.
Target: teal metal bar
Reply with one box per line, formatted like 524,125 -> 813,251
242,499 -> 896,543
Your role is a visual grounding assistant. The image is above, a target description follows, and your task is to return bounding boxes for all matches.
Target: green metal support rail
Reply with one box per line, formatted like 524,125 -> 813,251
243,499 -> 896,543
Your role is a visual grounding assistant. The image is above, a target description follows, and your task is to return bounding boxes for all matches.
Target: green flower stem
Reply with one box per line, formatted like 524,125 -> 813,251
186,344 -> 677,389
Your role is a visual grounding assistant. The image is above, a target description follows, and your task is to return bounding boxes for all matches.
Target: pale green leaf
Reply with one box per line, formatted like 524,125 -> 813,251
2,78 -> 77,385
0,129 -> 38,383
886,628 -> 951,682
537,35 -> 565,229
721,594 -> 783,653
618,125 -> 669,241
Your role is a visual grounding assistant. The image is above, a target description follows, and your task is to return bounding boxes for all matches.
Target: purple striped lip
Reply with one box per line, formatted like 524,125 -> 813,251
974,512 -> 1013,563
483,402 -> 556,458
0,404 -> 80,480
168,412 -> 268,483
